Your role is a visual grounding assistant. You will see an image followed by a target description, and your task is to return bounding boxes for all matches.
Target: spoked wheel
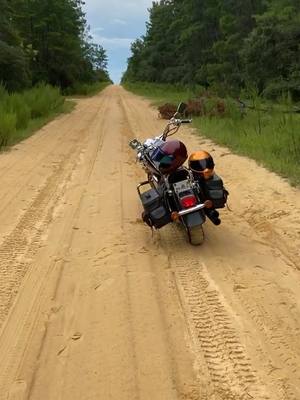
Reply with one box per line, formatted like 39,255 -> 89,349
187,225 -> 205,246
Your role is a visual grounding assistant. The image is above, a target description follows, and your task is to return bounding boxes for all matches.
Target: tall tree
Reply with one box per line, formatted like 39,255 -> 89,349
1,0 -> 110,91
0,0 -> 29,90
123,0 -> 300,99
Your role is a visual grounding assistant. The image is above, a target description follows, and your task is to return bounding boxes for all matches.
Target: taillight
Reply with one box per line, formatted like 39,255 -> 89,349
180,195 -> 197,209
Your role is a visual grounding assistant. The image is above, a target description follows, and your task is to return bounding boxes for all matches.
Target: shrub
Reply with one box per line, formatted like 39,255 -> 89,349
4,93 -> 30,129
186,99 -> 203,116
64,81 -> 110,96
158,103 -> 177,119
23,84 -> 64,118
0,83 -> 65,149
0,83 -> 8,103
0,108 -> 16,148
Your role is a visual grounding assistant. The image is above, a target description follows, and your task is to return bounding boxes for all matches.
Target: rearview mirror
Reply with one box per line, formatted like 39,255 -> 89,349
177,102 -> 187,115
129,139 -> 141,149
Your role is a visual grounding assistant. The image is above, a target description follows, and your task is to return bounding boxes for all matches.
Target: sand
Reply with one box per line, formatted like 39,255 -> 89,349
0,85 -> 299,400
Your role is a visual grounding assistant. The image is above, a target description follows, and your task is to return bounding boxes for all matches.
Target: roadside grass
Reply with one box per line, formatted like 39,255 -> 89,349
123,82 -> 198,105
123,82 -> 300,187
196,113 -> 300,186
63,81 -> 111,96
10,100 -> 75,146
0,84 -> 73,150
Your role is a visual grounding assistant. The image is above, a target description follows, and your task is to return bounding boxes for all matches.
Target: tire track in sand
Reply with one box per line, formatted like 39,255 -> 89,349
0,95 -> 110,398
164,228 -> 270,400
119,88 -> 270,400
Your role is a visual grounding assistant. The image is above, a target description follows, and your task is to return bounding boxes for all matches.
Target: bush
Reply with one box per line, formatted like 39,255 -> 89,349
64,81 -> 110,96
4,93 -> 30,129
158,103 -> 177,119
186,99 -> 203,116
0,83 -> 65,149
0,83 -> 8,103
0,109 -> 16,148
23,84 -> 64,118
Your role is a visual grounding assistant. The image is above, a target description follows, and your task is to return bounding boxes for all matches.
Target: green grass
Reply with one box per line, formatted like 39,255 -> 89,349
195,112 -> 300,186
9,100 -> 75,146
123,82 -> 200,105
123,82 -> 300,186
64,81 -> 111,96
0,84 -> 73,150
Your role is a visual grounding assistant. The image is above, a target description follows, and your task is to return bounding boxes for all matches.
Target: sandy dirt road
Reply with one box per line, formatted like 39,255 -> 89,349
0,85 -> 300,400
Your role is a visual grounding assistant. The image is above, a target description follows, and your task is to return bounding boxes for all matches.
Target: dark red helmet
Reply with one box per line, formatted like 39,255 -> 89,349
151,140 -> 188,174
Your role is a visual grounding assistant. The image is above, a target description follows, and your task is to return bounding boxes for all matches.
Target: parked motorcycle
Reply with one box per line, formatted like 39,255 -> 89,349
129,103 -> 228,245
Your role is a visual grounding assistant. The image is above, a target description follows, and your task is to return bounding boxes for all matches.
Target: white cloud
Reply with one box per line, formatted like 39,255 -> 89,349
112,18 -> 127,25
93,34 -> 134,49
93,27 -> 104,32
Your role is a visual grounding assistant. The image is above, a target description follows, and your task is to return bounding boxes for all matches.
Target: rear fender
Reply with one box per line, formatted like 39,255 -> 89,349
182,211 -> 205,228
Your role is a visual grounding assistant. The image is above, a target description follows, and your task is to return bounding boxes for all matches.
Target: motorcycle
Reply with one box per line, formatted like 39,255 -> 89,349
129,103 -> 228,245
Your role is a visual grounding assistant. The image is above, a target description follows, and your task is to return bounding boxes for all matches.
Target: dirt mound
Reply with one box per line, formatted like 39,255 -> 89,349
158,103 -> 177,119
158,94 -> 226,120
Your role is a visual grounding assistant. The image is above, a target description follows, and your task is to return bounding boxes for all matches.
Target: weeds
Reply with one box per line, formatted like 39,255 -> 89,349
194,102 -> 300,186
64,81 -> 110,96
0,84 -> 65,150
123,82 -> 199,105
0,111 -> 16,148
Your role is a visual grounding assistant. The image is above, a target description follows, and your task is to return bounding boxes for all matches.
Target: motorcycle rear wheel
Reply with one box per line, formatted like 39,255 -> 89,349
187,225 -> 205,246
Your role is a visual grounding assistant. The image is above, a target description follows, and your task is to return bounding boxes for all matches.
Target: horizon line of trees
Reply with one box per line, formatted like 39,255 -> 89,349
0,0 -> 111,92
123,0 -> 300,100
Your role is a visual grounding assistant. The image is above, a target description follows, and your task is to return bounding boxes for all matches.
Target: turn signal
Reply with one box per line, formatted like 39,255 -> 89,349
204,200 -> 213,208
171,211 -> 180,221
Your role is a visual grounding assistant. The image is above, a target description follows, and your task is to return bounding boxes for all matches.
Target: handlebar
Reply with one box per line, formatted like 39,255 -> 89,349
180,119 -> 192,124
171,118 -> 192,125
162,117 -> 192,139
129,106 -> 193,150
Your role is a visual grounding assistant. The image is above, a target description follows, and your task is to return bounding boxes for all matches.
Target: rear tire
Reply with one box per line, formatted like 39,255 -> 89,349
187,225 -> 205,246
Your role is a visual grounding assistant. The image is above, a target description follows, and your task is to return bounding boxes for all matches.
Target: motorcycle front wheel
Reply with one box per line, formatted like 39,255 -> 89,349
187,225 -> 205,246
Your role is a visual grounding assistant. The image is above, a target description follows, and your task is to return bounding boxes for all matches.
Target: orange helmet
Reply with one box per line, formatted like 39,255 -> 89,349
188,151 -> 215,179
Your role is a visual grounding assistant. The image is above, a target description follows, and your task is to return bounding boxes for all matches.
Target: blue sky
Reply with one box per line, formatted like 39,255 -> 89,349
83,0 -> 153,83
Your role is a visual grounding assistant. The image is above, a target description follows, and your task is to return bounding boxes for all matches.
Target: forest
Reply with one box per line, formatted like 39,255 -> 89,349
0,0 -> 110,92
123,0 -> 300,100
0,0 -> 111,149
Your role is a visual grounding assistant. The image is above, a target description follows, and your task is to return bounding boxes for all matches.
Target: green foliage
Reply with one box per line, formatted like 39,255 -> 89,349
0,84 -> 9,102
0,40 -> 30,91
242,3 -> 300,100
0,0 -> 30,90
196,110 -> 300,186
0,110 -> 16,148
4,93 -> 31,129
0,84 -> 65,149
123,82 -> 197,105
0,0 -> 110,91
0,0 -> 110,150
64,81 -> 111,96
23,84 -> 64,118
123,0 -> 300,100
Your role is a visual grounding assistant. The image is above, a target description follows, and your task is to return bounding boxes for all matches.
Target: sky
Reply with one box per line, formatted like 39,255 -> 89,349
83,0 -> 153,83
